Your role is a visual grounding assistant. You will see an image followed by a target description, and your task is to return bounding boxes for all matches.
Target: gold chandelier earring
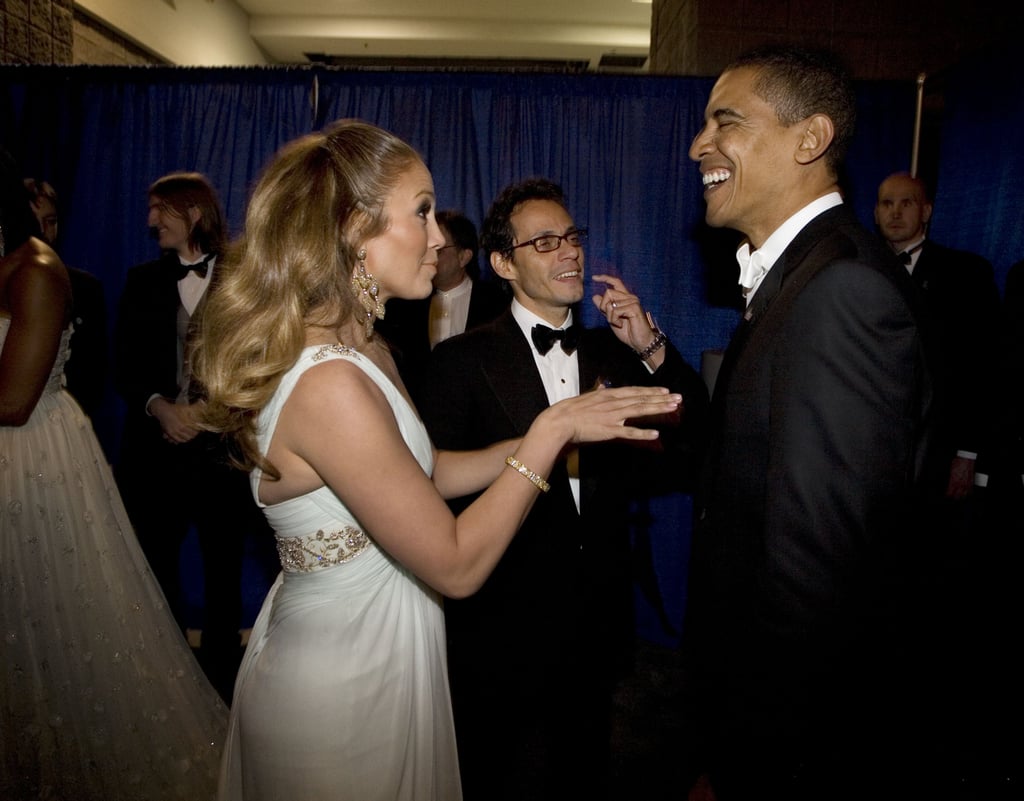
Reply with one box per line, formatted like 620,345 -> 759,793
351,248 -> 385,338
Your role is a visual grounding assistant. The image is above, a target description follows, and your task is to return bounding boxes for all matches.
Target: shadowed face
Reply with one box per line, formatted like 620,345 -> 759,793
147,196 -> 196,256
875,175 -> 931,252
433,223 -> 470,292
31,195 -> 58,244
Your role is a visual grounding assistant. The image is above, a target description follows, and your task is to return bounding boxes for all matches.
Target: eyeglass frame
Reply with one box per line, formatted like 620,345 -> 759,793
509,227 -> 588,254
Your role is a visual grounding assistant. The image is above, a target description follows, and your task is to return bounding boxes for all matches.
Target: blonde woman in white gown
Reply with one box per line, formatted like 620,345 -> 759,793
0,151 -> 227,800
193,120 -> 682,801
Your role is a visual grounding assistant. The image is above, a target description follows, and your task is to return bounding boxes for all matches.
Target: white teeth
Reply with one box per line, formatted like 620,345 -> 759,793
556,270 -> 580,279
702,169 -> 730,187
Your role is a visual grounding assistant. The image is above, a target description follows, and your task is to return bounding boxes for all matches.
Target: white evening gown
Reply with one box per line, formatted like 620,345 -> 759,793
0,316 -> 228,800
218,344 -> 461,801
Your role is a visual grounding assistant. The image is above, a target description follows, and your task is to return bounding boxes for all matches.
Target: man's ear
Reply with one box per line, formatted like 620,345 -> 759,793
795,113 -> 834,165
921,201 -> 933,225
458,247 -> 475,271
491,250 -> 516,282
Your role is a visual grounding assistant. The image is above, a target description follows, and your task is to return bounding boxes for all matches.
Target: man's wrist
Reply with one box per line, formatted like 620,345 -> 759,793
634,311 -> 668,362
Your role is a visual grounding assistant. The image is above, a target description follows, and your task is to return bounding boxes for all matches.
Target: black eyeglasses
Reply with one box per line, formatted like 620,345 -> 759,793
437,244 -> 458,251
511,228 -> 588,254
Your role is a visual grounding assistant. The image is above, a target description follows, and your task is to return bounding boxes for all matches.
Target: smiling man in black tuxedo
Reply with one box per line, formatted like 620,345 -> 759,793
418,177 -> 708,800
681,46 -> 947,800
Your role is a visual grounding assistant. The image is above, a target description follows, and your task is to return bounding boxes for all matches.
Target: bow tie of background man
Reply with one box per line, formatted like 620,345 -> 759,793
175,252 -> 214,280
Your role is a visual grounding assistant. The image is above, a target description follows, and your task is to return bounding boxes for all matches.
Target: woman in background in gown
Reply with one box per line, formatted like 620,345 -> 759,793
0,146 -> 227,800
192,119 -> 682,801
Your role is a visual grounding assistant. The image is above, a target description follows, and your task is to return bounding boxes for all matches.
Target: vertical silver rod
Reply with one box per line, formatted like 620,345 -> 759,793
910,72 -> 926,177
311,74 -> 320,129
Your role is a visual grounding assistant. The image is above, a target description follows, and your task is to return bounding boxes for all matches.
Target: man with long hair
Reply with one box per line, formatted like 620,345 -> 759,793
113,173 -> 271,702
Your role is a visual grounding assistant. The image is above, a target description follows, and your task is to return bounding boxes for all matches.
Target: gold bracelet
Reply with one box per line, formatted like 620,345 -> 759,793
504,456 -> 551,493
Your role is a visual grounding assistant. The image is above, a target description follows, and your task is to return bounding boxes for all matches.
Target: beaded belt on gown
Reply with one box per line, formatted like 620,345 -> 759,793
276,527 -> 370,573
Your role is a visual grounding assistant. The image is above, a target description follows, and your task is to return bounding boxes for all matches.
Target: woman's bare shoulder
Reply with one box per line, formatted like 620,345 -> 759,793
0,239 -> 70,314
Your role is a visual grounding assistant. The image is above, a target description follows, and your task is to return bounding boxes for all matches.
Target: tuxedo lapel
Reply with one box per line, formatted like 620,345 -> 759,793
714,206 -> 856,402
479,312 -> 551,433
910,241 -> 935,290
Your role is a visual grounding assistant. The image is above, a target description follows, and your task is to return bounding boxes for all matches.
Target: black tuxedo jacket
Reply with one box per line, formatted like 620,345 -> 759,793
683,205 -> 942,791
113,252 -> 223,472
985,259 -> 1024,484
419,308 -> 708,685
910,239 -> 1000,459
378,277 -> 509,402
114,253 -> 184,431
63,264 -> 109,421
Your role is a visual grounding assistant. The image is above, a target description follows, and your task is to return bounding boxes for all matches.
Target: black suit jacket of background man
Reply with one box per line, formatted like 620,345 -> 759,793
113,251 -> 271,701
910,239 -> 1000,463
378,277 -> 509,402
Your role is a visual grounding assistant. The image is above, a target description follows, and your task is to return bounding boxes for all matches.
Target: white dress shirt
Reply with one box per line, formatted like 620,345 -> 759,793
511,299 -> 581,511
737,192 -> 843,306
429,275 -> 472,348
178,254 -> 215,316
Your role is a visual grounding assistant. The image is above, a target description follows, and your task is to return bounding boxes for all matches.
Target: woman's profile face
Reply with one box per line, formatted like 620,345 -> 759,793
359,160 -> 445,303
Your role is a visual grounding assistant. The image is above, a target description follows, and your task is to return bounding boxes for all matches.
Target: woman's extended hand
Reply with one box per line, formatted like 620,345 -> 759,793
537,385 -> 682,445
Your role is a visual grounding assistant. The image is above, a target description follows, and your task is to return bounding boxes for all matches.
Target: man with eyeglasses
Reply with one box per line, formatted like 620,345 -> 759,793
418,177 -> 709,800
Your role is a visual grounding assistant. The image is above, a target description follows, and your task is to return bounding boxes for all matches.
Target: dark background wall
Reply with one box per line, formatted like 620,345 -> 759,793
650,0 -> 1021,81
4,0 -> 1022,80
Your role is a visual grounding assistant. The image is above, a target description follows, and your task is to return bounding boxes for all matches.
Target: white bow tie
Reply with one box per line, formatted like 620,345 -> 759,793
736,243 -> 766,294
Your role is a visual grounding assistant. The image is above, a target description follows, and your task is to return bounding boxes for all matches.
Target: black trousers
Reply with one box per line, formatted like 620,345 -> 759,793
116,429 -> 272,701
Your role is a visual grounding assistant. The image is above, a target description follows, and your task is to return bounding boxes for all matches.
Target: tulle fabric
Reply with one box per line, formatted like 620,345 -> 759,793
1,317 -> 227,800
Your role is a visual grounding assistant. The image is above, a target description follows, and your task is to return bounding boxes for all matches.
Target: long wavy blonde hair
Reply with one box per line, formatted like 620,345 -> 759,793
192,119 -> 421,476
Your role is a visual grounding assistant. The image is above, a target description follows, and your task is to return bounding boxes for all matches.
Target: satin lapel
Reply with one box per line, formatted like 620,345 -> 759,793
911,241 -> 934,290
157,254 -> 185,319
478,313 -> 551,434
714,205 -> 854,401
576,329 -> 602,392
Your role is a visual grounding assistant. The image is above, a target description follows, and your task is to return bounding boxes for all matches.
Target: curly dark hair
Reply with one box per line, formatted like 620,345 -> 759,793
480,177 -> 567,258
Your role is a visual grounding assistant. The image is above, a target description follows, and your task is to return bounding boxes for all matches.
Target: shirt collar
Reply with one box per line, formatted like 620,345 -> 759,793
511,298 -> 573,342
435,274 -> 472,298
736,192 -> 843,305
746,191 -> 843,272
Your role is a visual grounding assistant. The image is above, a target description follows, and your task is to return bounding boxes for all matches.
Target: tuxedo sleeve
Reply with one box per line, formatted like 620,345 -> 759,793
113,265 -> 178,414
761,259 -> 928,636
587,330 -> 709,493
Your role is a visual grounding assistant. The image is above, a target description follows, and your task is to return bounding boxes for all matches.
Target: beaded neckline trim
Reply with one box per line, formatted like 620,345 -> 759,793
312,343 -> 356,361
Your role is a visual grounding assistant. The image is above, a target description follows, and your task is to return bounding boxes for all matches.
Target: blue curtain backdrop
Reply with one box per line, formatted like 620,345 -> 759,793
3,61 -> 1015,644
927,47 -> 1024,288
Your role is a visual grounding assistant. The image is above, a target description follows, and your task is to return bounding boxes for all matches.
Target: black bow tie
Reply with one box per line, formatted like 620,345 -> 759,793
175,254 -> 214,280
531,324 -> 579,356
898,242 -> 924,265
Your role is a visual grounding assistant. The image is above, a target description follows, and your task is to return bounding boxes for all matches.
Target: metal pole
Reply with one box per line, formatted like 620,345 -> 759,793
311,74 -> 320,130
910,72 -> 926,177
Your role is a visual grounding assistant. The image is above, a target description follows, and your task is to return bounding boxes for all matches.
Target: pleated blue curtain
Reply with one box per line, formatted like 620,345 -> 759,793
928,48 -> 1024,289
